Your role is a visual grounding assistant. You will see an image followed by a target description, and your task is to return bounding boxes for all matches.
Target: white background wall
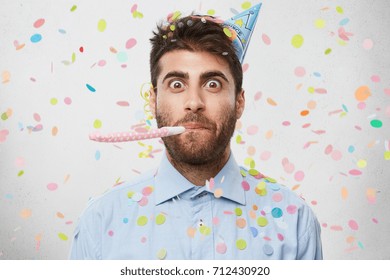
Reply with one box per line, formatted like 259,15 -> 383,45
0,0 -> 389,259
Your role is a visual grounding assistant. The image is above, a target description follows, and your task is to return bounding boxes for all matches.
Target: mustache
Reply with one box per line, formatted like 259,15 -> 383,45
173,113 -> 216,130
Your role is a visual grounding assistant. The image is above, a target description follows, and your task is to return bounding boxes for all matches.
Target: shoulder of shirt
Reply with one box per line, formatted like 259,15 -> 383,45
239,166 -> 309,207
81,168 -> 156,211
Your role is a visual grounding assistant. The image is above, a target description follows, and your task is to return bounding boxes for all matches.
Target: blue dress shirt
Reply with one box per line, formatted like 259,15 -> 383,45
70,152 -> 322,259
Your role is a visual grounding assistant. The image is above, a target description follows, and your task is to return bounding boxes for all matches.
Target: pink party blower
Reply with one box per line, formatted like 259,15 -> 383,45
89,126 -> 185,143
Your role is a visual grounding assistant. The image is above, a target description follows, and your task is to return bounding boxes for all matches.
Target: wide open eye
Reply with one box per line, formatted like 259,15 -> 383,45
204,79 -> 222,92
168,80 -> 185,92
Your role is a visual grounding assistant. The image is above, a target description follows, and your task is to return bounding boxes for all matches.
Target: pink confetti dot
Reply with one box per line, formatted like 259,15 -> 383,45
370,75 -> 380,83
108,230 -> 114,236
33,18 -> 45,28
241,181 -> 250,191
126,38 -> 137,49
349,169 -> 362,176
286,205 -> 297,214
131,4 -> 138,13
362,38 -> 373,50
324,144 -> 333,155
260,151 -> 271,161
141,236 -> 147,243
294,171 -> 305,182
117,101 -> 130,107
331,150 -> 343,161
254,91 -> 262,101
277,233 -> 284,241
0,129 -> 10,143
142,186 -> 153,196
384,88 -> 390,97
33,113 -> 41,122
247,125 -> 259,135
216,242 -> 227,254
15,157 -> 25,167
97,60 -> 106,67
64,97 -> 72,105
47,183 -> 58,191
262,33 -> 271,45
272,193 -> 283,202
294,66 -> 306,77
242,63 -> 249,72
138,196 -> 148,206
357,102 -> 366,110
372,218 -> 378,224
348,220 -> 359,230
212,217 -> 220,225
282,121 -> 291,126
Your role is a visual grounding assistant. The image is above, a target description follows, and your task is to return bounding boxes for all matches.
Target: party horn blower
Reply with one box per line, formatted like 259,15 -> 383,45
89,126 -> 185,143
224,3 -> 262,63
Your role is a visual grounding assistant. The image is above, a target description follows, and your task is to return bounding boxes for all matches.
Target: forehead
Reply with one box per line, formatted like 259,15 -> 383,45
157,50 -> 233,81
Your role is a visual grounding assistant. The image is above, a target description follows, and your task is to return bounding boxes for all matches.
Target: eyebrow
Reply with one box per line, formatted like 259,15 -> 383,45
162,70 -> 229,83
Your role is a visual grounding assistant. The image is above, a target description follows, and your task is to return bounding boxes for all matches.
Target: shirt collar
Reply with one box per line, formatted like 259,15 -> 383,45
154,151 -> 246,206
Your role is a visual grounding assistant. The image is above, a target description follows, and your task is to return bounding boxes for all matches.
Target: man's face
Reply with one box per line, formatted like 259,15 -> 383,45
150,50 -> 245,165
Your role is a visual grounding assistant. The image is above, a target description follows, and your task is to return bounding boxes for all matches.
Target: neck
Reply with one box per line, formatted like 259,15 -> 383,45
166,147 -> 231,186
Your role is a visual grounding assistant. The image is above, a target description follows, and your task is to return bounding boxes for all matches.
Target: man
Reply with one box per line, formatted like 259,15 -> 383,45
70,8 -> 323,260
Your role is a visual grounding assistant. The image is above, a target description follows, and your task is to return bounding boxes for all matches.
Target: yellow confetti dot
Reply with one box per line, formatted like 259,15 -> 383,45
255,181 -> 267,196
384,151 -> 390,160
93,119 -> 102,129
97,19 -> 107,32
50,98 -> 58,105
58,233 -> 68,241
257,216 -> 268,227
336,6 -> 344,14
235,207 -> 243,216
207,9 -> 216,16
357,159 -> 367,168
325,48 -> 332,55
137,216 -> 148,226
155,214 -> 166,225
241,2 -> 252,10
199,225 -> 211,235
223,27 -> 233,38
308,87 -> 315,94
127,191 -> 134,198
314,19 -> 326,29
156,248 -> 167,260
169,25 -> 175,31
291,34 -> 304,48
236,239 -> 247,250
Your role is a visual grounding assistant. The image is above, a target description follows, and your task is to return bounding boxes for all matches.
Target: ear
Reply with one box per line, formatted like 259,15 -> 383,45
149,87 -> 157,118
235,89 -> 245,119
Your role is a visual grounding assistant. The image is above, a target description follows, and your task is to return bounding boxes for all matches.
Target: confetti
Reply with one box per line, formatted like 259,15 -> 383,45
362,39 -> 373,50
33,18 -> 45,28
93,119 -> 102,129
58,233 -> 68,241
47,183 -> 58,191
236,239 -> 247,250
0,129 -> 9,143
355,85 -> 371,101
314,19 -> 326,29
261,33 -> 271,45
370,119 -> 382,128
216,242 -> 227,254
291,34 -> 304,48
97,19 -> 107,32
126,38 -> 137,49
86,84 -> 96,92
30,34 -> 42,43
156,248 -> 167,260
348,220 -> 359,231
294,66 -> 306,77
20,208 -> 32,219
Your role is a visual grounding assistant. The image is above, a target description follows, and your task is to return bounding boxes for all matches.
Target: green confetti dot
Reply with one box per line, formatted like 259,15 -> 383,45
384,151 -> 390,160
1,112 -> 8,120
291,34 -> 304,48
257,216 -> 268,227
240,169 -> 247,177
156,214 -> 166,225
235,207 -> 243,216
207,9 -> 216,16
93,119 -> 102,129
370,119 -> 382,128
236,134 -> 242,144
264,177 -> 276,183
98,19 -> 107,32
236,239 -> 247,250
336,6 -> 344,14
17,170 -> 24,177
241,2 -> 252,10
50,98 -> 58,105
70,5 -> 77,12
137,216 -> 148,226
325,48 -> 332,55
169,25 -> 175,31
249,169 -> 259,176
116,51 -> 128,63
71,52 -> 76,63
156,248 -> 167,260
58,233 -> 68,241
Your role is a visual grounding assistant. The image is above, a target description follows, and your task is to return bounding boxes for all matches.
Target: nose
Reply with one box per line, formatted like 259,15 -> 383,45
184,87 -> 205,113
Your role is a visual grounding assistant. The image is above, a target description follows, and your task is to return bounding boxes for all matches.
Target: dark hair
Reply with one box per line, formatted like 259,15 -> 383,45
149,15 -> 243,95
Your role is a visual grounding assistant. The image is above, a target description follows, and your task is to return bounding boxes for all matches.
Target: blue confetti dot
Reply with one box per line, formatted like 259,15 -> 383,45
269,184 -> 280,191
313,72 -> 321,77
342,104 -> 348,112
271,207 -> 283,218
348,145 -> 355,153
250,227 -> 258,238
263,244 -> 274,256
95,150 -> 101,160
123,218 -> 129,224
30,34 -> 42,43
339,18 -> 350,26
58,29 -> 67,34
86,84 -> 96,92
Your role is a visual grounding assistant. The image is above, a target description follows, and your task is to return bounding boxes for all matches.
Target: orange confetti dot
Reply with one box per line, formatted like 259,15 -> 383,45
300,110 -> 310,116
35,233 -> 43,242
266,97 -> 277,106
187,227 -> 196,238
265,130 -> 273,140
51,126 -> 58,136
20,208 -> 32,219
355,85 -> 371,101
56,212 -> 65,219
341,187 -> 348,200
236,218 -> 247,228
307,100 -> 317,110
249,210 -> 256,219
109,46 -> 118,54
346,236 -> 355,244
252,205 -> 258,211
292,184 -> 300,191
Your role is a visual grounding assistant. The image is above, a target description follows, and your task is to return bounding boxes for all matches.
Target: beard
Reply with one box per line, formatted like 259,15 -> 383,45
155,106 -> 237,166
